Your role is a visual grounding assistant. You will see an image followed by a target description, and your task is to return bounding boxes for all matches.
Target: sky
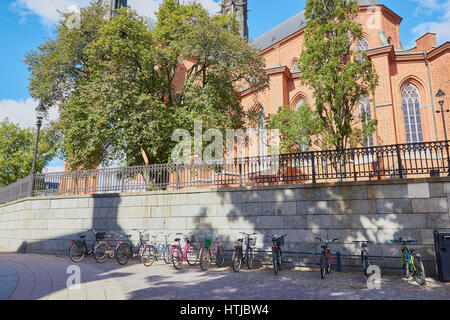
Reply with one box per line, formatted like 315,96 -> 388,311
0,0 -> 449,171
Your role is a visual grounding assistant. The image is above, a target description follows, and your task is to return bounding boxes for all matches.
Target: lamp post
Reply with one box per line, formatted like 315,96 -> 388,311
435,89 -> 449,176
28,103 -> 46,197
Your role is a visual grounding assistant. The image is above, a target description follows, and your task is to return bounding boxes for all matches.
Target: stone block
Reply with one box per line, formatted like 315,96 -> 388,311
297,201 -> 328,215
151,206 -> 171,218
164,218 -> 187,230
426,213 -> 450,228
283,215 -> 308,229
275,202 -> 296,216
256,216 -> 283,229
307,215 -> 348,229
349,214 -> 426,229
408,183 -> 430,199
329,200 -> 376,214
412,198 -> 448,213
215,204 -> 241,217
375,199 -> 412,214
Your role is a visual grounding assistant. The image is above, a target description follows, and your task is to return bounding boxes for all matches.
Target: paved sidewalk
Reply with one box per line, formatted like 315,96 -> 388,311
1,252 -> 449,300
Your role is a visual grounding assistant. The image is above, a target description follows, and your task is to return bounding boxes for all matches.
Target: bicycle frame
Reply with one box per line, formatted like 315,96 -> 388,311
172,237 -> 193,262
401,245 -> 417,272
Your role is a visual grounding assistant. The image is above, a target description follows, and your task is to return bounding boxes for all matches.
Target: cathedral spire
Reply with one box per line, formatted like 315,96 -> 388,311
107,0 -> 128,20
220,0 -> 249,40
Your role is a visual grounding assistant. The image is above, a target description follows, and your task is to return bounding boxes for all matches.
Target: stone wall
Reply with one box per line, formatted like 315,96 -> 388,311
1,178 -> 449,275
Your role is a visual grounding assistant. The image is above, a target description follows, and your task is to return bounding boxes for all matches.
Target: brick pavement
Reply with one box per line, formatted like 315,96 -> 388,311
0,253 -> 449,300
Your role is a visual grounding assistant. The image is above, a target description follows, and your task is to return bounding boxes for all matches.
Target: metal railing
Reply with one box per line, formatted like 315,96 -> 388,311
1,140 -> 449,202
0,176 -> 31,204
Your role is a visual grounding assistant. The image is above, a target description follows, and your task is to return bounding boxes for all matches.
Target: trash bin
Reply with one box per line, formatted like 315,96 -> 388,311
433,230 -> 450,282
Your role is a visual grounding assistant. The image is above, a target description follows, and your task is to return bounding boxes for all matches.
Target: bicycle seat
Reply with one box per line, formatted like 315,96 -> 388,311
80,235 -> 86,239
127,235 -> 132,238
238,238 -> 244,243
175,238 -> 181,242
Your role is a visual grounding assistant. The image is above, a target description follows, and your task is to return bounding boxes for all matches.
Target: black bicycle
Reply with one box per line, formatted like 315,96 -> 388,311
116,229 -> 156,266
353,240 -> 373,278
69,229 -> 105,263
232,232 -> 257,272
316,237 -> 338,279
267,234 -> 287,276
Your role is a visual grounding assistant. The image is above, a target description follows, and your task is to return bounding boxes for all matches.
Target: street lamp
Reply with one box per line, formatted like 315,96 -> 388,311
28,103 -> 46,196
436,89 -> 448,141
435,89 -> 450,176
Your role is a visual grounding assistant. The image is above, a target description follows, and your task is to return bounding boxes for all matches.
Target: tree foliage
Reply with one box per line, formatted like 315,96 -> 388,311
0,118 -> 59,187
25,0 -> 267,169
266,104 -> 323,154
298,0 -> 378,151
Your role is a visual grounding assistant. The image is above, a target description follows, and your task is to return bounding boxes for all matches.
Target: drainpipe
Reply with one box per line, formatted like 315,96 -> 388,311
372,89 -> 380,146
425,51 -> 439,141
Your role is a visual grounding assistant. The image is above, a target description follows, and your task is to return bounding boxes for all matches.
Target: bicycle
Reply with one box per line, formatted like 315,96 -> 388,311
116,230 -> 156,266
171,233 -> 199,270
267,234 -> 287,276
232,232 -> 257,272
316,237 -> 338,279
391,237 -> 426,286
353,240 -> 373,278
199,235 -> 225,271
69,229 -> 105,263
94,231 -> 127,264
150,233 -> 173,264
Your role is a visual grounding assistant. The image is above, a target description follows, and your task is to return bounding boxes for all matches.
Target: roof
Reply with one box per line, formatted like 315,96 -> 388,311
252,0 -> 381,51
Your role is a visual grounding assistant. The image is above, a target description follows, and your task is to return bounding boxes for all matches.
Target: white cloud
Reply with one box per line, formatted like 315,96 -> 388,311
0,98 -> 59,129
11,0 -> 220,25
411,0 -> 450,45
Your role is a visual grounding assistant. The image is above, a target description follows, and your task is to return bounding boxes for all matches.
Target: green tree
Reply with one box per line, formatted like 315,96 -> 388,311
0,118 -> 59,187
298,0 -> 378,151
25,0 -> 267,169
266,104 -> 323,153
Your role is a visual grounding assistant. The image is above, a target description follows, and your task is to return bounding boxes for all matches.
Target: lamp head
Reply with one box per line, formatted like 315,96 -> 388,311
35,103 -> 46,119
436,89 -> 445,98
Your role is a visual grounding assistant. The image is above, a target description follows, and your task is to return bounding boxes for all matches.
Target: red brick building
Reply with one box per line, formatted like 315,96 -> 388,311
239,0 -> 450,153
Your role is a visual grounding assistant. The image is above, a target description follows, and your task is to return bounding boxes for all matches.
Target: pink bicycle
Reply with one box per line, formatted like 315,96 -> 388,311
171,232 -> 199,270
199,235 -> 225,271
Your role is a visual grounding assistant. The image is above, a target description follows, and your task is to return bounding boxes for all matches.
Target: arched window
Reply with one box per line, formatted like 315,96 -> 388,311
257,108 -> 267,157
359,96 -> 373,147
402,84 -> 423,143
356,38 -> 370,61
295,99 -> 305,111
291,59 -> 300,73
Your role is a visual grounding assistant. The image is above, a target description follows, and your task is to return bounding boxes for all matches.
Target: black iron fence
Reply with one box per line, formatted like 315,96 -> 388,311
1,140 -> 449,203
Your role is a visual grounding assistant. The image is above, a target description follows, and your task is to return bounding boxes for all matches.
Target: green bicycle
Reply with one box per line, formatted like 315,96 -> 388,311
391,237 -> 426,286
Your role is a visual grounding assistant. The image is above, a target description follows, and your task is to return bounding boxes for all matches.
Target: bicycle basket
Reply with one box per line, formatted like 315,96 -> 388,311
96,232 -> 106,241
275,236 -> 284,247
188,234 -> 196,244
248,237 -> 256,247
204,237 -> 211,248
141,233 -> 150,242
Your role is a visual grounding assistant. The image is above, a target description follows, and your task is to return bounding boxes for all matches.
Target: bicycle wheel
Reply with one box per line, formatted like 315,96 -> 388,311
362,254 -> 370,278
320,254 -> 327,279
199,248 -> 211,271
246,247 -> 254,270
116,243 -> 132,265
232,249 -> 242,272
413,258 -> 426,286
278,250 -> 283,272
142,245 -> 157,267
94,242 -> 109,264
402,257 -> 411,279
215,246 -> 225,268
272,251 -> 279,276
172,247 -> 182,270
163,246 -> 172,264
186,244 -> 198,266
69,241 -> 86,263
